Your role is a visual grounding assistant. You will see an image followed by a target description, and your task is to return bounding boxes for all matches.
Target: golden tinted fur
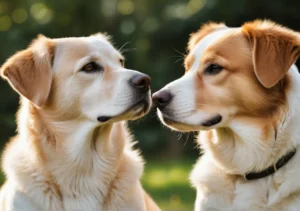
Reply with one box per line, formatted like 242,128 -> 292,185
0,35 -> 160,211
154,20 -> 300,210
243,20 -> 300,88
1,36 -> 54,107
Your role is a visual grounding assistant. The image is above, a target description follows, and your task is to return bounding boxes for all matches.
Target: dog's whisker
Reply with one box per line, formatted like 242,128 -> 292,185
118,41 -> 131,53
120,48 -> 137,54
174,58 -> 184,64
171,45 -> 186,58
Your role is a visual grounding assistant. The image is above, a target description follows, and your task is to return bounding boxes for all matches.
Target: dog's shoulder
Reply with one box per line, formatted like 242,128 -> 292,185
190,153 -> 236,210
190,153 -> 235,190
1,135 -> 21,174
0,181 -> 40,211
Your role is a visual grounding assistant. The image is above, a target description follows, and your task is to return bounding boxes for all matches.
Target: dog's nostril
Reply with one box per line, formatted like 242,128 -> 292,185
158,98 -> 165,104
152,90 -> 172,109
130,74 -> 151,92
139,79 -> 146,86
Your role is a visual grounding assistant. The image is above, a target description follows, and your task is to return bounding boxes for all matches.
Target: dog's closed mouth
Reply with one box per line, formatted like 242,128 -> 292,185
97,98 -> 150,123
201,115 -> 222,127
131,98 -> 150,114
160,114 -> 182,126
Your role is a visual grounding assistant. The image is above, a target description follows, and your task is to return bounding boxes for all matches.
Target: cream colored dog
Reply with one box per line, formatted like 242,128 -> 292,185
0,34 -> 160,211
153,20 -> 300,210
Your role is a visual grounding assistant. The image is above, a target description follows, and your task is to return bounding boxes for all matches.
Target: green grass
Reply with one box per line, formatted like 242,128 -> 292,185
142,158 -> 196,211
0,158 -> 196,211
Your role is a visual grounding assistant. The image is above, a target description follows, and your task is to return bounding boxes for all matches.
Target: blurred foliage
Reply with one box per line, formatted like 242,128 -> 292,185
1,0 -> 300,210
142,158 -> 195,211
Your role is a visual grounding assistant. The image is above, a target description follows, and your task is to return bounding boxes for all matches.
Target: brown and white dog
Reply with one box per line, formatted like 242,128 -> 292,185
0,34 -> 160,211
153,20 -> 300,210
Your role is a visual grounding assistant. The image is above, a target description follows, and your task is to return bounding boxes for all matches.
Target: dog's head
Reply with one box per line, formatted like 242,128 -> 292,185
1,34 -> 151,124
153,20 -> 300,132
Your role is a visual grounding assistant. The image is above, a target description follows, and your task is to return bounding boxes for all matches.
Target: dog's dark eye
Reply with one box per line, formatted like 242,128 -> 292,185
81,62 -> 103,73
204,64 -> 223,75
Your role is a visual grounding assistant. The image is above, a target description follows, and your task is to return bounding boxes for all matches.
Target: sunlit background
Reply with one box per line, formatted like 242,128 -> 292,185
1,0 -> 300,210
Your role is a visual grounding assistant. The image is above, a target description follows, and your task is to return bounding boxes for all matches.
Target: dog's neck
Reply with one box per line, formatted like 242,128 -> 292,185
199,65 -> 300,175
14,101 -> 140,199
19,101 -> 124,162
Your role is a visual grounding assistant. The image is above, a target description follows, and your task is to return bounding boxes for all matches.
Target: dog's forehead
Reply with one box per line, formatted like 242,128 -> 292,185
192,28 -> 233,59
188,28 -> 238,72
53,36 -> 122,65
54,36 -> 118,55
87,36 -> 116,53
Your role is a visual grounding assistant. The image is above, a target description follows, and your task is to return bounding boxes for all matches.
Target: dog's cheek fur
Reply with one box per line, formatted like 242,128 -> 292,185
43,41 -> 93,121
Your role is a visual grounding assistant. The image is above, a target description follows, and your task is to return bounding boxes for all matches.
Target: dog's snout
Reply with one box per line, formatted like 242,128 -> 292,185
152,90 -> 172,109
130,74 -> 151,92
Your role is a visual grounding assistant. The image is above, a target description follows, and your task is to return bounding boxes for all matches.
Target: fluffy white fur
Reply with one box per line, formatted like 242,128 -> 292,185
0,34 -> 159,211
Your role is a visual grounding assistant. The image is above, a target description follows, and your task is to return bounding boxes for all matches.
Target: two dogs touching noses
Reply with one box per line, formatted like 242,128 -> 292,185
1,19 -> 300,211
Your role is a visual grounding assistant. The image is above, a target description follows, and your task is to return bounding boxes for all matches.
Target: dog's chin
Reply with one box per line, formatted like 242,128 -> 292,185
97,97 -> 151,124
125,98 -> 152,120
157,110 -> 222,132
158,113 -> 199,132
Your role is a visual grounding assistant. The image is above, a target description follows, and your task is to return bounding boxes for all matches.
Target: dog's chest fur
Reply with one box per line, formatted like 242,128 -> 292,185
1,121 -> 146,211
191,152 -> 300,211
54,152 -> 144,211
46,123 -> 144,211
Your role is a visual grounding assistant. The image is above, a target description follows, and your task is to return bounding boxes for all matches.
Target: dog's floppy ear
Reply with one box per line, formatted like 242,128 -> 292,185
0,35 -> 55,107
242,20 -> 300,88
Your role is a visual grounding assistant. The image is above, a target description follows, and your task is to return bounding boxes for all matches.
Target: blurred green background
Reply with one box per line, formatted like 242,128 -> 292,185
1,0 -> 300,210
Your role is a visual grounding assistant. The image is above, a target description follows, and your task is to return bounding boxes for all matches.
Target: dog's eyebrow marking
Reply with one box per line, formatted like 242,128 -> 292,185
189,29 -> 231,74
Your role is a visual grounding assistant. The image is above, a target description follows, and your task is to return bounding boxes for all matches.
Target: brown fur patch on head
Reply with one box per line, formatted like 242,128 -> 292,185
188,22 -> 227,52
192,28 -> 291,124
242,20 -> 300,88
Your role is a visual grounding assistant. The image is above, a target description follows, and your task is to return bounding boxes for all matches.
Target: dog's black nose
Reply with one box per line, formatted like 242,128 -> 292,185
152,90 -> 172,109
130,74 -> 151,92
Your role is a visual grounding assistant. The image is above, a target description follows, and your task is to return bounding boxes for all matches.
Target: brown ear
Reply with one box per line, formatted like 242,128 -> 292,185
188,22 -> 226,52
242,20 -> 300,88
0,35 -> 54,107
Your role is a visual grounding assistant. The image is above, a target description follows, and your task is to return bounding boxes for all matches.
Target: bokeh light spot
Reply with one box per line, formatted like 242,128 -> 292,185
164,3 -> 188,19
136,39 -> 150,52
12,8 -> 28,24
0,15 -> 12,31
117,0 -> 135,15
187,0 -> 206,15
30,3 -> 53,24
120,19 -> 136,35
0,2 -> 8,15
143,17 -> 159,33
164,0 -> 206,20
